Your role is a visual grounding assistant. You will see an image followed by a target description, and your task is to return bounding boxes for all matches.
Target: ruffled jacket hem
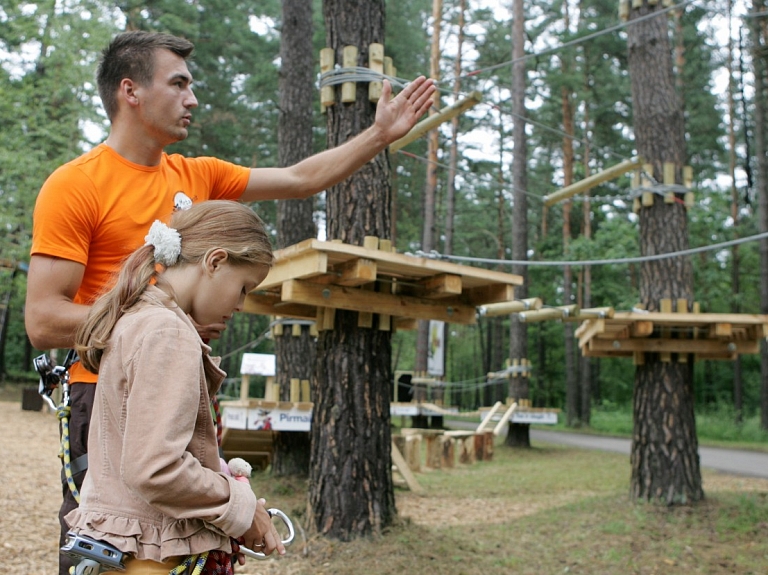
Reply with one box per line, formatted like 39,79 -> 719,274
64,508 -> 232,563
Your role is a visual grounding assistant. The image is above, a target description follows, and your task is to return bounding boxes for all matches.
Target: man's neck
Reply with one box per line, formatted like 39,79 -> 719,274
104,131 -> 165,167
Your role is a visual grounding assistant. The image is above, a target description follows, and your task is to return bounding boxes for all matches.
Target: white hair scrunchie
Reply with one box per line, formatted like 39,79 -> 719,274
144,220 -> 182,266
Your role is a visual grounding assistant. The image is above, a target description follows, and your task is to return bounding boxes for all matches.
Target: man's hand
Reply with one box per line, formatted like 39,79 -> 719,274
374,76 -> 436,144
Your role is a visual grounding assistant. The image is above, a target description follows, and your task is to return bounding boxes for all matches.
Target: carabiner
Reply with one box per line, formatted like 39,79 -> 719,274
238,508 -> 295,560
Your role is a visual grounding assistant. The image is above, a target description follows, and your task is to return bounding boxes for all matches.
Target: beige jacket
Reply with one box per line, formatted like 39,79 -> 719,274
65,286 -> 256,562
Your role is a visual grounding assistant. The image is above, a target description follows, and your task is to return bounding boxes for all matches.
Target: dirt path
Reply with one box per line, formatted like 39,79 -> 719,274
0,401 -> 61,572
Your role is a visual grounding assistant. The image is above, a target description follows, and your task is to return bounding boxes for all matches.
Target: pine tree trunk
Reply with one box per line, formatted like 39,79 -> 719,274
751,0 -> 768,431
727,0 -> 743,424
273,0 -> 316,477
506,0 -> 530,447
580,115 -> 593,425
627,2 -> 702,504
415,0 -> 443,393
309,0 -> 395,538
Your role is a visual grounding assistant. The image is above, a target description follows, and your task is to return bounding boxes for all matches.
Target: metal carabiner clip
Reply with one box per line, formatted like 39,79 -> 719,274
238,508 -> 295,560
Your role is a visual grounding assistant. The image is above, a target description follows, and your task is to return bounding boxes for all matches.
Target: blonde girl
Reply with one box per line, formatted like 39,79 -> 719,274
67,201 -> 283,574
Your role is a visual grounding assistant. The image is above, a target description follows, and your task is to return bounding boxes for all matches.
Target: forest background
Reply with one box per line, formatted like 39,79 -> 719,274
1,0 -> 766,431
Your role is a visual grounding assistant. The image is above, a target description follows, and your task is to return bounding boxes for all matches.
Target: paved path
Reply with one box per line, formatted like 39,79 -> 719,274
530,429 -> 768,479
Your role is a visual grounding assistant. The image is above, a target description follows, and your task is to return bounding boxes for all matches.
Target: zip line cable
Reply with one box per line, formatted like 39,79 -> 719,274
409,231 -> 768,268
442,0 -> 699,86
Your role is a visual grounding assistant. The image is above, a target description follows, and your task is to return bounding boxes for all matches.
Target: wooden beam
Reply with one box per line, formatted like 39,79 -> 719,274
543,157 -> 644,207
390,91 -> 483,152
244,293 -> 317,320
575,318 -> 605,343
335,258 -> 377,286
588,338 -> 758,356
629,320 -> 654,338
520,305 -> 578,323
391,440 -> 424,494
709,323 -> 733,338
462,284 -> 517,306
476,401 -> 503,432
281,279 -> 477,324
259,251 -> 328,290
478,297 -> 542,317
418,274 -> 463,298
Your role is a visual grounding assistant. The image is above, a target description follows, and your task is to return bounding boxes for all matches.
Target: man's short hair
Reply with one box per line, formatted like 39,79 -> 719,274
97,31 -> 194,121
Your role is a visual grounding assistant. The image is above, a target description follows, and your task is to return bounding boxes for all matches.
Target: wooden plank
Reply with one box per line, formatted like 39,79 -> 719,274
709,323 -> 733,338
341,45 -> 358,103
478,297 -> 541,317
463,284 -> 517,306
493,402 -> 518,436
281,279 -> 477,324
476,401 -> 503,432
244,293 -> 317,320
588,338 -> 758,355
319,48 -> 335,110
630,320 -> 654,337
609,311 -> 768,326
259,250 -> 329,290
272,239 -> 523,289
368,43 -> 384,102
390,91 -> 483,152
418,274 -> 463,298
575,318 -> 605,347
390,440 -> 424,494
335,258 -> 377,286
543,157 -> 643,207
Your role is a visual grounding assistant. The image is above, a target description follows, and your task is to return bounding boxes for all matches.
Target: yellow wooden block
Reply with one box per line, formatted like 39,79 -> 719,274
341,45 -> 358,103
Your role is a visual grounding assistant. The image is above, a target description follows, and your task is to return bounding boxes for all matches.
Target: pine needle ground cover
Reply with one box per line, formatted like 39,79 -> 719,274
247,443 -> 768,575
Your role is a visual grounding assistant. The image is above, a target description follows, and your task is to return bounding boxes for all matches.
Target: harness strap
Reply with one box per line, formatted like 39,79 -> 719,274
61,453 -> 89,484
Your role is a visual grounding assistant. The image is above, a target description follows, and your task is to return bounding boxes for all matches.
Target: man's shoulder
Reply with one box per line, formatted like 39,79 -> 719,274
46,145 -> 113,184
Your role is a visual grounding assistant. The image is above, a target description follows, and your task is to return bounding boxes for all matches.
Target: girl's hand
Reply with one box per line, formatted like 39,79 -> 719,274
239,498 -> 286,558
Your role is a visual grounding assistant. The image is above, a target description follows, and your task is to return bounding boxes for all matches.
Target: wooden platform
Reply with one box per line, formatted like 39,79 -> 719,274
243,238 -> 523,326
220,428 -> 274,470
576,311 -> 768,361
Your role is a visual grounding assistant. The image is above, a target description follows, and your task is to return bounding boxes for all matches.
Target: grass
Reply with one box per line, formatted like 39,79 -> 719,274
246,441 -> 768,575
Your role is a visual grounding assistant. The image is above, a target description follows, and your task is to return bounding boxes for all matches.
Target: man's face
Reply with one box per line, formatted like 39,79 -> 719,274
134,49 -> 198,146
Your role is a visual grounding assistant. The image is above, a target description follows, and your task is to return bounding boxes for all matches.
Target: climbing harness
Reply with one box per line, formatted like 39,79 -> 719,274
35,349 -> 82,501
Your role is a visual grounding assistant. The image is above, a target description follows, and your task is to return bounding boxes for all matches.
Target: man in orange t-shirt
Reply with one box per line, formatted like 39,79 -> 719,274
25,31 -> 435,575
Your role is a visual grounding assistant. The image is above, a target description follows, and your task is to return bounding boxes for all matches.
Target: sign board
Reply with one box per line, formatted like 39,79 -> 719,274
246,405 -> 312,432
479,407 -> 558,425
390,403 -> 420,416
222,406 -> 248,430
240,353 -> 276,376
427,320 -> 445,376
511,411 -> 558,425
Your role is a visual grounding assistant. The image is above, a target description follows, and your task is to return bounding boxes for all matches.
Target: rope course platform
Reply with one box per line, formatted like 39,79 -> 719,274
243,237 -> 524,329
576,302 -> 768,362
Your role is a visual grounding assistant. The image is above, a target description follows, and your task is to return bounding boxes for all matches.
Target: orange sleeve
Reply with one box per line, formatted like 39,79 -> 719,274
31,164 -> 100,265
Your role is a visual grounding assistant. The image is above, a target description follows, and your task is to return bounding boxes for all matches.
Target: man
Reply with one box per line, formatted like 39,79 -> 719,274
25,30 -> 434,575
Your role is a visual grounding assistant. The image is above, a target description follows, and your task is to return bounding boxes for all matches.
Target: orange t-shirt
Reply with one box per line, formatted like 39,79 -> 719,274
31,143 -> 250,383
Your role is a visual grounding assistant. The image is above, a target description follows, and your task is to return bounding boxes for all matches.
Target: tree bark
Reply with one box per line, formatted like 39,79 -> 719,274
751,0 -> 768,430
309,0 -> 395,538
727,0 -> 743,424
415,0 -> 443,397
627,1 -> 702,504
506,0 -> 530,447
273,0 -> 316,477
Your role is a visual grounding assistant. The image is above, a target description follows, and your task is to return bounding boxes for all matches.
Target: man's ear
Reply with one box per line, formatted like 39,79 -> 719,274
121,79 -> 140,107
203,249 -> 229,275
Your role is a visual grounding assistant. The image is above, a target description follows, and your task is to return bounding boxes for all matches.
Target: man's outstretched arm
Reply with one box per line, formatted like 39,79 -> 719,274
241,76 -> 436,202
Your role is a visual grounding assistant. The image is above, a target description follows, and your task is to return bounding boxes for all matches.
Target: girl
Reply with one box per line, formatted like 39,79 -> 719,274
67,201 -> 283,574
